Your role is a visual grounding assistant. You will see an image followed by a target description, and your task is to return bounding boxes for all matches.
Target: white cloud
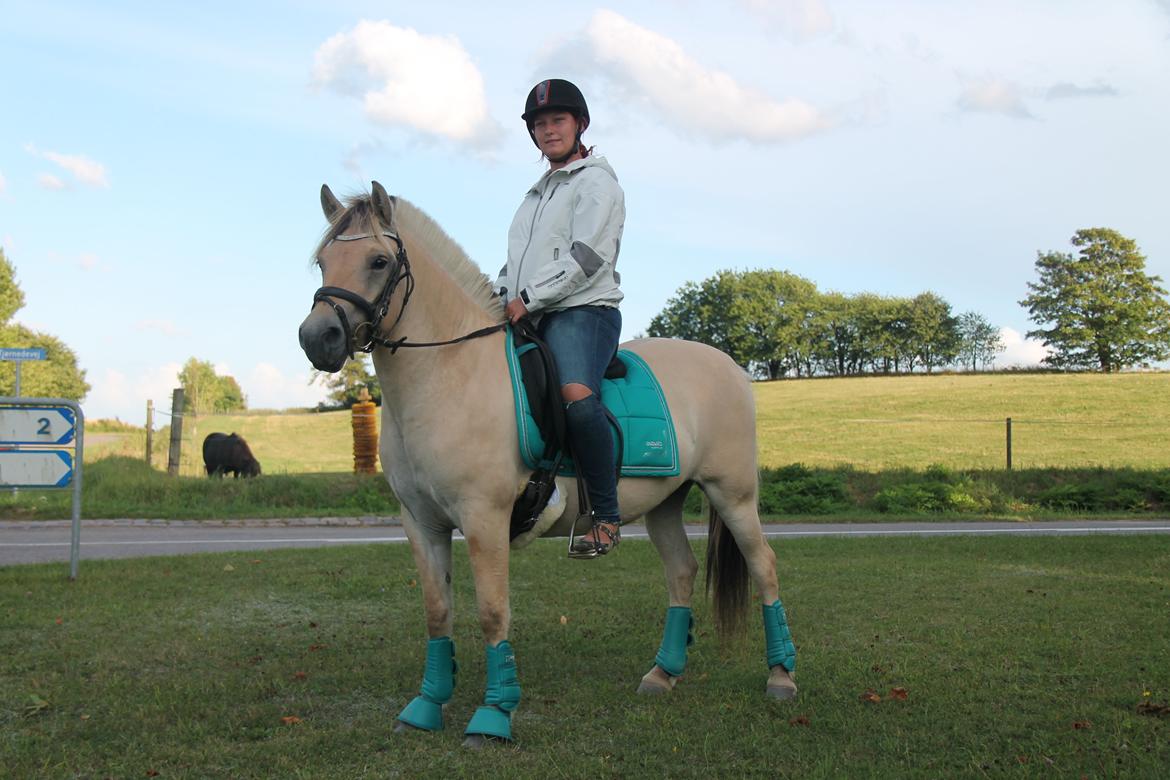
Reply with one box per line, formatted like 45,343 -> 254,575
738,0 -> 835,41
1045,82 -> 1118,101
574,10 -> 832,144
38,173 -> 67,190
25,144 -> 110,188
957,76 -> 1033,119
313,20 -> 502,149
242,362 -> 330,411
86,363 -> 182,425
0,170 -> 6,195
997,327 -> 1050,367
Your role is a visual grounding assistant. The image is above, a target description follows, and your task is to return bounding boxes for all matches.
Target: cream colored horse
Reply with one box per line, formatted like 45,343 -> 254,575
298,182 -> 797,746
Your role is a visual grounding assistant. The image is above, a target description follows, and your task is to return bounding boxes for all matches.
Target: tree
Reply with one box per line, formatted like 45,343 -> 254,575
956,311 -> 1004,371
907,292 -> 960,373
1020,228 -> 1170,372
313,355 -> 382,408
729,270 -> 819,379
178,358 -> 246,415
647,271 -> 745,366
0,249 -> 90,400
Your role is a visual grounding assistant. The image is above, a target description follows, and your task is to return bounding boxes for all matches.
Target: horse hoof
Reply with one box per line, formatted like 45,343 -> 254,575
393,720 -> 423,734
766,667 -> 798,700
462,733 -> 508,749
636,665 -> 678,695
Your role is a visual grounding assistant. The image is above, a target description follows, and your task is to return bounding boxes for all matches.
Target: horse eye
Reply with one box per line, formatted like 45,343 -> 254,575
371,255 -> 390,270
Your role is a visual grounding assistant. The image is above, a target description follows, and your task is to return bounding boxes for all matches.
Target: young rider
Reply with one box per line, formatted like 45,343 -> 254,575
495,78 -> 625,559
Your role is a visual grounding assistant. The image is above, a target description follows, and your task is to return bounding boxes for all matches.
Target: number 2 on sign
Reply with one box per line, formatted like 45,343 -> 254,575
37,417 -> 50,436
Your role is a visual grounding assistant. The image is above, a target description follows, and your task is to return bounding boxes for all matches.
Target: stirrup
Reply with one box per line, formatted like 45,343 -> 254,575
568,518 -> 620,560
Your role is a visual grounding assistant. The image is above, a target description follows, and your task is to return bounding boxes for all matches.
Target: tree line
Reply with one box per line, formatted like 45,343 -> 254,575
649,228 -> 1170,377
647,270 -> 1002,378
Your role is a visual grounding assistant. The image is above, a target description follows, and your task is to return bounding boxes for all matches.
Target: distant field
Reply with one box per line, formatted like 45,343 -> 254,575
755,371 -> 1170,469
86,372 -> 1170,475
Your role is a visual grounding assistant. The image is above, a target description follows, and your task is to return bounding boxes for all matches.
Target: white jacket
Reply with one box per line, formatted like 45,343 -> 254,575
496,155 -> 625,315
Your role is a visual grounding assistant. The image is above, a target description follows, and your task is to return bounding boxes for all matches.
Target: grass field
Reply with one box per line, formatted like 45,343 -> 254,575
86,371 -> 1170,475
754,371 -> 1170,469
2,535 -> 1168,777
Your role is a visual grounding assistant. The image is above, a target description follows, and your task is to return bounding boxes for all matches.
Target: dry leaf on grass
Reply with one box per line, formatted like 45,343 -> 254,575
281,716 -> 303,725
1137,701 -> 1170,717
789,715 -> 811,726
859,689 -> 882,704
1072,720 -> 1092,730
888,687 -> 909,700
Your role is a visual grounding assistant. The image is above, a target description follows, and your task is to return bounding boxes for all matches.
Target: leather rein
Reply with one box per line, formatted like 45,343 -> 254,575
312,229 -> 507,358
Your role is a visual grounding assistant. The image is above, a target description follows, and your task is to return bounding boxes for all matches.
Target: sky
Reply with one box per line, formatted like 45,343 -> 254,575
2,1 -> 1168,425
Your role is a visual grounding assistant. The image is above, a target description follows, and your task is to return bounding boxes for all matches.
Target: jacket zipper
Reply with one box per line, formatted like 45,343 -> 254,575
514,176 -> 565,295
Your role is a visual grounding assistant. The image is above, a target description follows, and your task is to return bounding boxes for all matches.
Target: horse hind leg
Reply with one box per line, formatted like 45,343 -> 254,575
700,478 -> 798,701
638,483 -> 699,695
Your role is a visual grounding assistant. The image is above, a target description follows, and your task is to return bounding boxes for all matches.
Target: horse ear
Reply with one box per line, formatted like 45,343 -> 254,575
320,184 -> 344,221
370,181 -> 397,231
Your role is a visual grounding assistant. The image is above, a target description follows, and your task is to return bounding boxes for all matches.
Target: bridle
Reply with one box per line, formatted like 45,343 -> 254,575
312,229 -> 506,358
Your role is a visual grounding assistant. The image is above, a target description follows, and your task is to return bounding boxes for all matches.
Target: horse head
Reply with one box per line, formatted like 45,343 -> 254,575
299,181 -> 411,372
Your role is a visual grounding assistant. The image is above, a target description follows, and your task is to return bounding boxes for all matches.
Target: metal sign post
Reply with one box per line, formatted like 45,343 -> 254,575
0,397 -> 84,579
0,347 -> 48,397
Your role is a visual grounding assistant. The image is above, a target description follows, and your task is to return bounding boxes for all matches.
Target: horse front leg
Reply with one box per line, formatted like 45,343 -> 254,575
638,485 -> 698,695
394,515 -> 458,733
460,520 -> 521,746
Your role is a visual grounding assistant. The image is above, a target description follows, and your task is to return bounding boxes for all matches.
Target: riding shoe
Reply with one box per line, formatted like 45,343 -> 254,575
569,521 -> 620,559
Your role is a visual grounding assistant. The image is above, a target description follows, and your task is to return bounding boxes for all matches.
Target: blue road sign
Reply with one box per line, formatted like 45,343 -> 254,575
0,348 -> 47,361
0,406 -> 77,445
0,449 -> 73,488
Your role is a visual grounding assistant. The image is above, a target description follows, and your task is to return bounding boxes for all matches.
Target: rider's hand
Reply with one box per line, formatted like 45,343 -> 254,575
506,298 -> 529,324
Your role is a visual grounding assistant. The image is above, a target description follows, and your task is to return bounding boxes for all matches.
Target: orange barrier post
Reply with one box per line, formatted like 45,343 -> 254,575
351,387 -> 379,475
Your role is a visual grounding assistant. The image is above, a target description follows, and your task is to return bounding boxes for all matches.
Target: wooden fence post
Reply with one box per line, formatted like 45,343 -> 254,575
145,400 -> 154,467
167,388 -> 184,476
1005,417 -> 1012,471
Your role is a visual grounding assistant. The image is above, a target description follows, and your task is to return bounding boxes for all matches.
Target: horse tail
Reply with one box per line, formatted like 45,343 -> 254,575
704,502 -> 750,637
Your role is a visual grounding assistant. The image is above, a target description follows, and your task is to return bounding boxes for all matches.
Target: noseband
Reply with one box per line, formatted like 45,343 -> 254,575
312,229 -> 506,357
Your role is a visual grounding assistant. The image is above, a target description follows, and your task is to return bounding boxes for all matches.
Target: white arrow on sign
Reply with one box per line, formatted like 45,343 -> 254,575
0,407 -> 76,445
0,450 -> 73,488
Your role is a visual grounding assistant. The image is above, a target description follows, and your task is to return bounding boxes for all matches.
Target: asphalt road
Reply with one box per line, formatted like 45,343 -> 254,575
3,518 -> 1169,567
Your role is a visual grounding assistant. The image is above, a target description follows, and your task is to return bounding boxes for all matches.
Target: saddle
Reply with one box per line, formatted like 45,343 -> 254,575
507,320 -> 624,540
505,321 -> 681,542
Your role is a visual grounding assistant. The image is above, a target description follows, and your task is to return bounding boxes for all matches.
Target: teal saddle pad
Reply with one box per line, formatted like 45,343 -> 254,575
505,334 -> 680,478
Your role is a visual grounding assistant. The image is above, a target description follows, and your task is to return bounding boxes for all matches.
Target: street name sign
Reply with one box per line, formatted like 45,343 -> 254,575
0,348 -> 47,361
0,406 -> 77,445
0,449 -> 73,488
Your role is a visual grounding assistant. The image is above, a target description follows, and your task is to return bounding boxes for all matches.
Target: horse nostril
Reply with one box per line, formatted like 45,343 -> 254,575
322,324 -> 344,349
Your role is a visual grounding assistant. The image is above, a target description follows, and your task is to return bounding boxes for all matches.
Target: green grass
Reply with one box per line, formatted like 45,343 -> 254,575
2,535 -> 1168,777
0,457 -> 399,520
755,371 -> 1170,469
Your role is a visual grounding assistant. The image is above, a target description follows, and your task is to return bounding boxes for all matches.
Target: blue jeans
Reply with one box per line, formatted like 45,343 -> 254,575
538,306 -> 622,521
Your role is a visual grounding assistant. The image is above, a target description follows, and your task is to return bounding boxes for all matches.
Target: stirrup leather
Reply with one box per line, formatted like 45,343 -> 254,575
568,517 -> 621,559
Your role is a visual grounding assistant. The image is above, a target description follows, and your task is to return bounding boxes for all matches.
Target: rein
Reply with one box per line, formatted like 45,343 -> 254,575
312,229 -> 507,357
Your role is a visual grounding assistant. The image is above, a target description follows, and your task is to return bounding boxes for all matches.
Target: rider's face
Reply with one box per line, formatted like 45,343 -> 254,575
532,111 -> 579,159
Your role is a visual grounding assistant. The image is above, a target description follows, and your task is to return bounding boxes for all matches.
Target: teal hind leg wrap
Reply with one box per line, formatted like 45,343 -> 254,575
654,606 -> 695,677
397,636 -> 457,731
465,641 -> 522,741
763,599 -> 796,672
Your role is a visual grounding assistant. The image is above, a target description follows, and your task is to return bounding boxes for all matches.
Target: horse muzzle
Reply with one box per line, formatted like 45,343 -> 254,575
299,305 -> 350,373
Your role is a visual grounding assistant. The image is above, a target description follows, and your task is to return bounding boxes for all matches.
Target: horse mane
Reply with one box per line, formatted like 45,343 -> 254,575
313,193 -> 504,319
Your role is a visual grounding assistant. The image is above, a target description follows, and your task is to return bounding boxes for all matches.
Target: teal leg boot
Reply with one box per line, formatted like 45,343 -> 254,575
763,599 -> 798,700
397,637 -> 456,731
639,606 -> 694,694
464,641 -> 521,742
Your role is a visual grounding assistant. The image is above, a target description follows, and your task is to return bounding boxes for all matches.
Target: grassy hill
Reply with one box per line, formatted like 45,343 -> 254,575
89,371 -> 1170,474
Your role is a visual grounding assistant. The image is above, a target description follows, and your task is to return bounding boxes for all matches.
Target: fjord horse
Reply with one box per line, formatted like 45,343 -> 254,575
298,182 -> 797,746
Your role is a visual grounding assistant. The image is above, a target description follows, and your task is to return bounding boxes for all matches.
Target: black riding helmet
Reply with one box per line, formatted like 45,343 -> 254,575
522,78 -> 590,153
